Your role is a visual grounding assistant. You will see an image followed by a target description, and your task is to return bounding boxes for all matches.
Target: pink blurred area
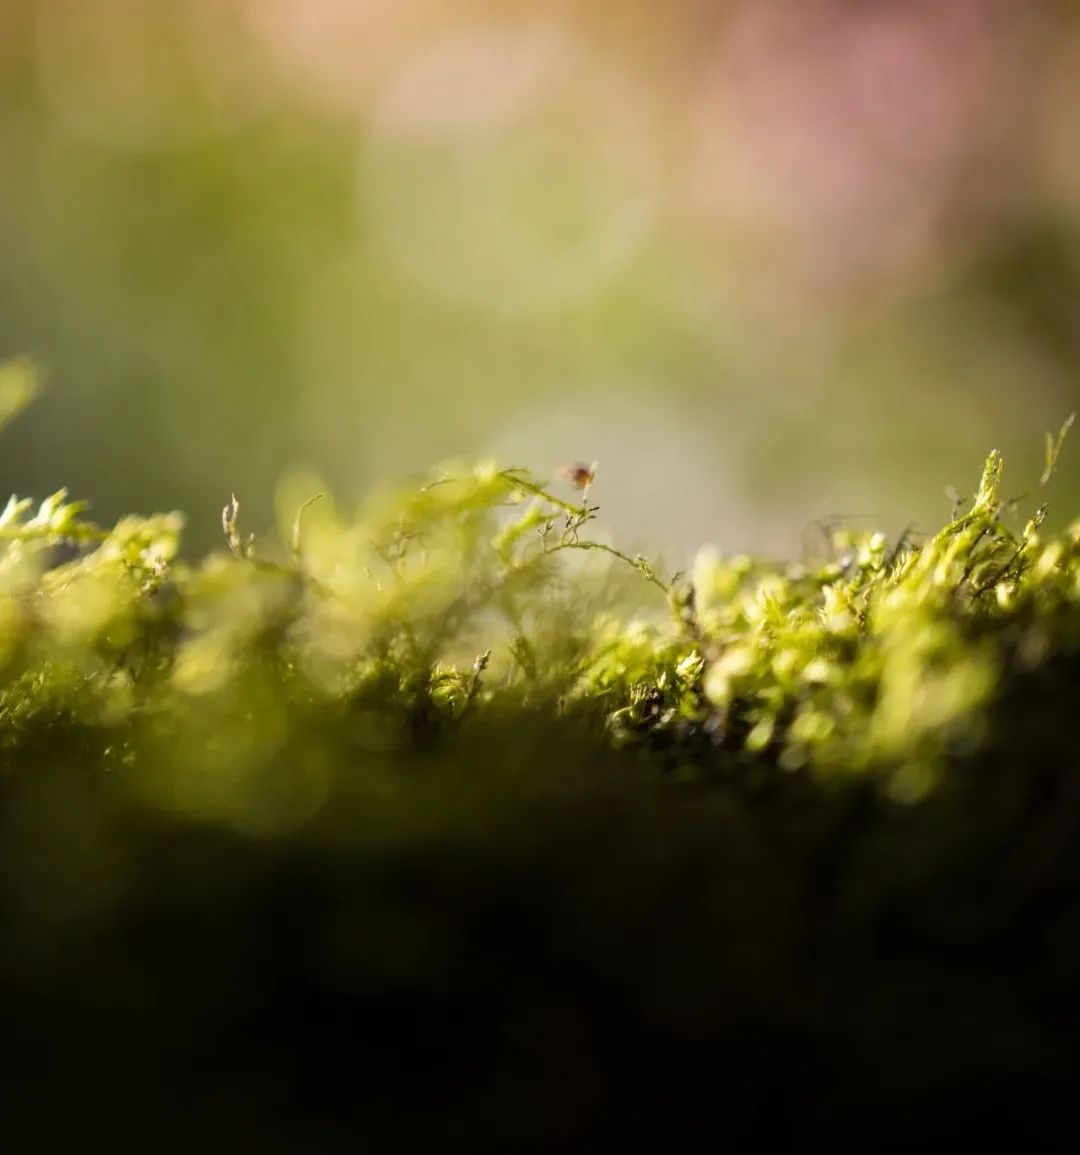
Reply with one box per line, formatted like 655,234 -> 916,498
692,0 -> 1055,288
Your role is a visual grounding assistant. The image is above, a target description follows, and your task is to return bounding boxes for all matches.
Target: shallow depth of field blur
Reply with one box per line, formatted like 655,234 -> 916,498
1,0 -> 1079,563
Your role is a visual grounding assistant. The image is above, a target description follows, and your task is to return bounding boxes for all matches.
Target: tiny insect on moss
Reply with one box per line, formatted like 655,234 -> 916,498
557,462 -> 597,490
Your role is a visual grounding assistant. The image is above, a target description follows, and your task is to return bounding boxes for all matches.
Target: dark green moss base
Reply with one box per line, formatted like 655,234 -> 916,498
4,696 -> 1080,1152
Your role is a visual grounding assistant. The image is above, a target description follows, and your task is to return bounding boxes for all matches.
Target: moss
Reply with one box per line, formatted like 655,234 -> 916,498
4,413 -> 1080,1148
0,427 -> 1077,809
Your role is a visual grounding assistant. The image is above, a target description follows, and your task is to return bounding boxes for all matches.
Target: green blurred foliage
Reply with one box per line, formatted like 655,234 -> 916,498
1,0 -> 1079,561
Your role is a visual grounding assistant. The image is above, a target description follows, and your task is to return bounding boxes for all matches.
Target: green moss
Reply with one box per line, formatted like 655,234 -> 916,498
5,409 -> 1080,1147
0,421 -> 1078,817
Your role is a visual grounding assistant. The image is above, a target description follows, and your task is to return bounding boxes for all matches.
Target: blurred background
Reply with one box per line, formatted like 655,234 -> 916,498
1,0 -> 1079,564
